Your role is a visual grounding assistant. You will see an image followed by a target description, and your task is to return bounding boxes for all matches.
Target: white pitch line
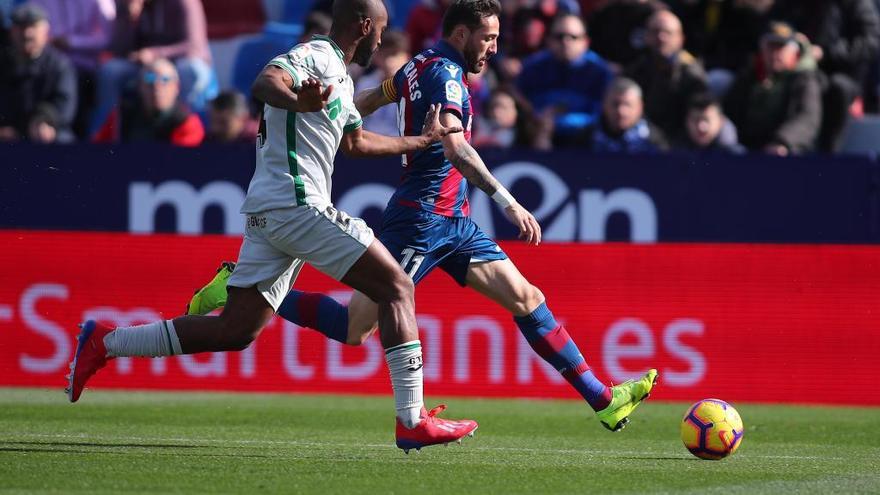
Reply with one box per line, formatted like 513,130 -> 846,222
0,433 -> 843,461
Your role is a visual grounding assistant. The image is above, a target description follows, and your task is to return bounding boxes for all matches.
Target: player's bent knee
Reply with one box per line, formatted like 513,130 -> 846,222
510,284 -> 545,316
382,271 -> 414,304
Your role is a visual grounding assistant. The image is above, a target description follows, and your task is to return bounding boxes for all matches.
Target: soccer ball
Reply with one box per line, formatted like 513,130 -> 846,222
680,399 -> 744,460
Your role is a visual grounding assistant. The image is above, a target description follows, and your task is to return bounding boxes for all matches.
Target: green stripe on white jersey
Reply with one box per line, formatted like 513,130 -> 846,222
241,36 -> 363,214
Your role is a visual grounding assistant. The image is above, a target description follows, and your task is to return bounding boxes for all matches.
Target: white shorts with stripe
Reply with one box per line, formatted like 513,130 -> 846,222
227,204 -> 374,310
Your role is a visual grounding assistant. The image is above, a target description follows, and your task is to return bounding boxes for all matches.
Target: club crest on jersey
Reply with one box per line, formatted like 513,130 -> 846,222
445,80 -> 463,105
289,44 -> 311,62
445,64 -> 460,78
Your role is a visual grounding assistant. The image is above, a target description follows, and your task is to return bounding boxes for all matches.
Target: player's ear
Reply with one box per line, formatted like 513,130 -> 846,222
361,16 -> 373,37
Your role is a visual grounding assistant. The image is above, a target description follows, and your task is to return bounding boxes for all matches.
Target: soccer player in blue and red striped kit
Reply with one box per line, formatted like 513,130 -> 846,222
191,0 -> 658,432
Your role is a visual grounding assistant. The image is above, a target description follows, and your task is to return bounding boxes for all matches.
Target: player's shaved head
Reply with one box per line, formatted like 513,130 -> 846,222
330,0 -> 389,67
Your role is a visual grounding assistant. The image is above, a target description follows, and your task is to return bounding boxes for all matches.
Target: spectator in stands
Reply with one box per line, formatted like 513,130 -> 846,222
91,0 -> 212,134
405,0 -> 452,51
355,30 -> 410,137
31,0 -> 115,73
676,93 -> 745,153
694,0 -> 775,97
300,10 -> 331,43
473,87 -> 551,149
31,0 -> 115,139
0,3 -> 76,143
587,0 -> 667,67
771,0 -> 880,151
584,77 -> 669,152
724,22 -> 823,156
625,9 -> 708,139
206,90 -> 254,144
504,0 -> 580,60
517,13 -> 613,146
93,58 -> 204,146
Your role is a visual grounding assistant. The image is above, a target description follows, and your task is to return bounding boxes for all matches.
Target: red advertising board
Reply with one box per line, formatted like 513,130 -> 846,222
1,231 -> 878,405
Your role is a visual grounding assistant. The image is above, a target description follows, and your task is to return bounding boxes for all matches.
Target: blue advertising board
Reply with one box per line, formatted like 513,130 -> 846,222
2,143 -> 878,243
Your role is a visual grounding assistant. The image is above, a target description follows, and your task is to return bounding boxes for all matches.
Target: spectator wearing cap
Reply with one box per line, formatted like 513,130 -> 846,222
724,22 -> 823,156
625,9 -> 708,139
0,3 -> 76,143
355,30 -> 410,137
771,0 -> 880,151
517,13 -> 613,146
93,58 -> 204,146
91,0 -> 212,134
583,77 -> 670,152
676,93 -> 745,154
206,90 -> 255,144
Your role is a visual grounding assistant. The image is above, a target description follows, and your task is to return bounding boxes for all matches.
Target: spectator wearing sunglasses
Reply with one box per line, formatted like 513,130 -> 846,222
93,57 -> 204,146
517,13 -> 613,146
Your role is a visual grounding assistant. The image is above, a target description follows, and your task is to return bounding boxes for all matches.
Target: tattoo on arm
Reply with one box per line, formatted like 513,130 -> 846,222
447,141 -> 500,196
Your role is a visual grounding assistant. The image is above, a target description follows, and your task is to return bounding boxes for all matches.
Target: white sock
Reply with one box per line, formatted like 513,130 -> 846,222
385,340 -> 424,429
104,320 -> 183,357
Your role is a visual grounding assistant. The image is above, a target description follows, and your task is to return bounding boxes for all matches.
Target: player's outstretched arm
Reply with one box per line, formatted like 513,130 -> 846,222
340,104 -> 461,158
251,66 -> 332,113
440,111 -> 542,245
354,85 -> 392,117
354,78 -> 399,117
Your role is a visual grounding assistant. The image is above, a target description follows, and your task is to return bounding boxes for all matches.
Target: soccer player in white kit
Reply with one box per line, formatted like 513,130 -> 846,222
67,0 -> 478,452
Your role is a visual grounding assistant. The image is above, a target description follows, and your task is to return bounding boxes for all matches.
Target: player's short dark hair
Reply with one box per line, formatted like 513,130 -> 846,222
687,93 -> 721,113
441,0 -> 502,37
210,90 -> 248,115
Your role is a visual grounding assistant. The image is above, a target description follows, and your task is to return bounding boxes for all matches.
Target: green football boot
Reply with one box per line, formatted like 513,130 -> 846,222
186,261 -> 236,315
596,369 -> 659,432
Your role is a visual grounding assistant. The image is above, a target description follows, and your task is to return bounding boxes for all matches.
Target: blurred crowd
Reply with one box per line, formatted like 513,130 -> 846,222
1,0 -> 879,157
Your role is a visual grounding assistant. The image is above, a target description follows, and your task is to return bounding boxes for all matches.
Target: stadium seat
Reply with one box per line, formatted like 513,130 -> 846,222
281,1 -> 311,24
230,29 -> 300,98
840,115 -> 880,155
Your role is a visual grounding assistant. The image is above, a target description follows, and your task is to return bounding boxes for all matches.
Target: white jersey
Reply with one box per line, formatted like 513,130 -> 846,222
241,36 -> 363,214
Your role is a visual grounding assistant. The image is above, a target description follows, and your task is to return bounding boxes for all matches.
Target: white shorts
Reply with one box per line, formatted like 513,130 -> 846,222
227,204 -> 374,310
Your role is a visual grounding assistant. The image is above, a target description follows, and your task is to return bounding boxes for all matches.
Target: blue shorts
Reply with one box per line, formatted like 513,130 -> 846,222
379,206 -> 508,286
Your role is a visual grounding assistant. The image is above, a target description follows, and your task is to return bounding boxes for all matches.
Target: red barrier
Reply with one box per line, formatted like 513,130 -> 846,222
1,231 -> 878,405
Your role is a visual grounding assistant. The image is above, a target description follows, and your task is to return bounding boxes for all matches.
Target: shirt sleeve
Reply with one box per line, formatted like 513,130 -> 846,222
266,43 -> 322,89
344,103 -> 363,133
427,62 -> 467,118
384,65 -> 407,102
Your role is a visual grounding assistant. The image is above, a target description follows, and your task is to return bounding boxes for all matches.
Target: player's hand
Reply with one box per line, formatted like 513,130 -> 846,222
503,203 -> 541,245
421,103 -> 462,142
296,78 -> 333,113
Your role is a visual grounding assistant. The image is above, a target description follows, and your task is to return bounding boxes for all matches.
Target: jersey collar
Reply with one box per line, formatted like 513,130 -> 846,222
312,35 -> 346,64
433,39 -> 467,70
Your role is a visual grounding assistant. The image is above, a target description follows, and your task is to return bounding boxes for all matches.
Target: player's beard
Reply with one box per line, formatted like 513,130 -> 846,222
353,32 -> 378,67
463,40 -> 484,74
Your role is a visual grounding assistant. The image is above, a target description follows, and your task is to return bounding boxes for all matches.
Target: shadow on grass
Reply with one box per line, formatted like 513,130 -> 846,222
0,440 -> 275,459
612,456 -> 701,461
3,440 -> 201,449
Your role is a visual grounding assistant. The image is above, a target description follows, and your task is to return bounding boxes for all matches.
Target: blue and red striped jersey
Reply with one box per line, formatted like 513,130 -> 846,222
385,40 -> 472,217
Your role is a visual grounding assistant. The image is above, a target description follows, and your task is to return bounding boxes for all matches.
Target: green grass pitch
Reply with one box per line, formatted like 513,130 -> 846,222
1,388 -> 878,494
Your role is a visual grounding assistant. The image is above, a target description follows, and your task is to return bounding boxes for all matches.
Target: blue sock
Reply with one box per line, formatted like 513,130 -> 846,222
514,303 -> 612,411
277,290 -> 349,344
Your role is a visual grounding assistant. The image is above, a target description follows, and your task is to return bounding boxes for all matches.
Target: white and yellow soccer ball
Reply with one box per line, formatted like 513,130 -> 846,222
680,398 -> 744,460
